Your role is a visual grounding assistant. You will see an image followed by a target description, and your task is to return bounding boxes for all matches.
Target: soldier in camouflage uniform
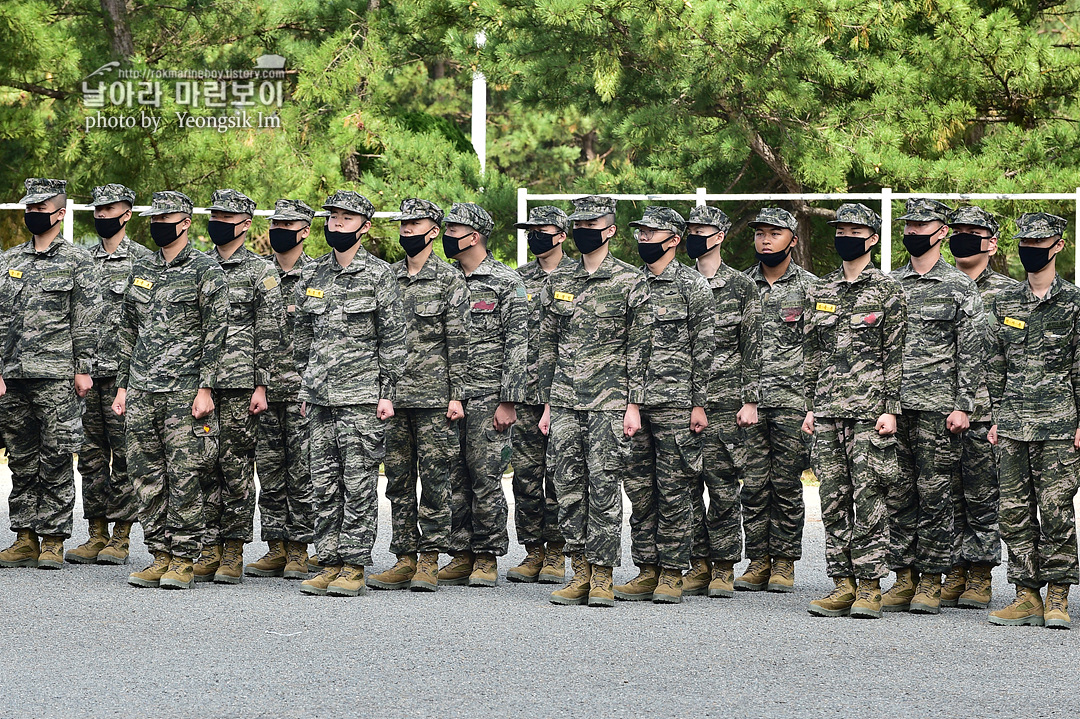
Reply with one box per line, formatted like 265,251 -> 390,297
246,199 -> 318,581
0,178 -> 100,572
192,189 -> 285,585
440,202 -> 528,588
742,207 -> 818,592
368,199 -> 469,592
987,212 -> 1080,630
803,203 -> 907,619
942,206 -> 1015,608
115,191 -> 229,590
293,190 -> 407,597
64,184 -> 152,567
684,205 -> 764,599
506,205 -> 574,584
540,195 -> 652,607
883,198 -> 984,615
616,207 -> 714,605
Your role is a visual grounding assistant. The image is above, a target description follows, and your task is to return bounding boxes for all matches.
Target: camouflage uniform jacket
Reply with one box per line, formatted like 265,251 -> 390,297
539,252 -> 652,411
518,253 -> 576,406
891,258 -> 984,414
455,252 -> 528,403
989,275 -> 1080,442
804,263 -> 906,419
972,266 -> 1019,422
91,237 -> 153,378
705,262 -> 762,410
641,260 -> 715,409
392,252 -> 471,409
293,247 -> 407,407
0,239 -> 101,379
264,251 -> 313,403
117,242 -> 229,392
746,261 -> 819,411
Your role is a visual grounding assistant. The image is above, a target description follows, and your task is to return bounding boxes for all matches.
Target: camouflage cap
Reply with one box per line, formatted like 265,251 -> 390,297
949,205 -> 999,236
390,198 -> 444,225
445,202 -> 494,236
19,178 -> 67,204
828,203 -> 881,234
208,188 -> 255,215
898,198 -> 952,223
1013,212 -> 1067,240
138,190 -> 194,217
566,195 -> 617,221
268,198 -> 315,223
686,205 -> 731,234
748,207 -> 797,232
514,205 -> 570,233
90,183 -> 136,207
322,190 -> 375,219
629,206 -> 687,236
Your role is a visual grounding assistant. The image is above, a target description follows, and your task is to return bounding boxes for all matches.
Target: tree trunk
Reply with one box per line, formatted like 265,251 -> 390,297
793,214 -> 814,272
99,0 -> 135,60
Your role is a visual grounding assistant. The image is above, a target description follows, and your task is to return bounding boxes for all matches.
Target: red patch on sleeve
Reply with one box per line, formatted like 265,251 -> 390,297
472,300 -> 496,311
864,313 -> 878,325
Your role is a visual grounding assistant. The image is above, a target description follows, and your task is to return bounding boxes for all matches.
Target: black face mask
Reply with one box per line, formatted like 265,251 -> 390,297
442,233 -> 470,258
834,235 -> 871,262
24,210 -> 59,236
94,215 -> 127,240
399,231 -> 434,258
755,241 -> 793,267
571,225 -> 612,255
1018,245 -> 1055,273
150,219 -> 185,248
638,241 -> 672,265
208,219 -> 245,246
269,227 -> 304,253
902,232 -> 941,257
527,230 -> 560,257
685,232 -> 719,259
324,225 -> 362,252
948,232 -> 986,258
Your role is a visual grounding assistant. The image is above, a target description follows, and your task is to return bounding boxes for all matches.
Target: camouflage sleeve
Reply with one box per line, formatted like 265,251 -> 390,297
115,267 -> 137,390
802,290 -> 819,413
198,265 -> 229,390
740,280 -> 763,405
375,268 -> 407,402
688,275 -> 715,408
882,281 -> 907,416
987,296 -> 1005,420
500,277 -> 528,403
0,255 -> 9,376
626,274 -> 652,406
445,270 -> 471,402
253,263 -> 285,388
292,269 -> 315,380
1072,300 -> 1080,422
537,279 -> 558,405
953,288 -> 984,415
72,254 -> 102,375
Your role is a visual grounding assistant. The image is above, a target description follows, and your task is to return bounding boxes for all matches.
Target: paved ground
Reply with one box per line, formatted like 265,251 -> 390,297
1,463 -> 1078,719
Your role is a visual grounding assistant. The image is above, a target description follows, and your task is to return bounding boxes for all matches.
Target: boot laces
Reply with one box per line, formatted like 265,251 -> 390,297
856,583 -> 877,602
286,544 -> 305,563
773,560 -> 794,580
222,543 -> 242,566
1046,586 -> 1068,612
659,571 -> 678,590
943,569 -> 966,592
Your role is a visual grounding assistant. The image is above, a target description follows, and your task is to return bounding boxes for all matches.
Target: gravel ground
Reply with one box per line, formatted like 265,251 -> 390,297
1,463 -> 1078,719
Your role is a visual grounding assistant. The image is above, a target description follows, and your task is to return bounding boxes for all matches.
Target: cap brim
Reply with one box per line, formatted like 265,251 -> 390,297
314,211 -> 331,218
268,214 -> 311,222
207,205 -> 252,214
566,211 -> 605,221
391,212 -> 432,222
747,221 -> 792,230
897,213 -> 947,222
90,198 -> 133,208
1012,231 -> 1056,240
19,193 -> 58,205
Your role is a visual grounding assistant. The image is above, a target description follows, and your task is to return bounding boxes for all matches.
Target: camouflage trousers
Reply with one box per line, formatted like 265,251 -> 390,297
952,422 -> 1001,567
447,394 -> 511,556
78,376 -> 137,522
383,407 -> 457,554
255,400 -> 313,544
997,437 -> 1080,588
741,408 -> 807,560
308,403 -> 384,567
125,389 -> 217,559
201,389 -> 256,545
0,379 -> 83,538
812,418 -> 893,580
625,406 -> 701,570
887,410 -> 960,574
511,403 -> 562,546
548,407 -> 628,567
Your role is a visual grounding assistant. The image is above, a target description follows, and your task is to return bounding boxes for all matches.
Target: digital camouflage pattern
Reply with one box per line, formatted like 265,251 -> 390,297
210,246 -> 284,390
1012,212 -> 1067,239
447,393 -> 512,555
268,198 -> 316,223
514,205 -> 570,233
566,195 -> 617,221
898,198 -> 952,223
520,254 -> 576,406
686,205 -> 731,233
322,190 -> 375,218
138,190 -> 193,217
207,188 -> 255,215
748,207 -> 797,232
18,177 -> 66,204
444,202 -> 494,236
263,252 -> 313,403
79,376 -> 138,523
201,389 -> 258,545
91,237 -> 154,378
828,203 -> 881,234
391,197 -> 444,225
949,206 -> 999,236
90,183 -> 136,207
629,206 -> 687,236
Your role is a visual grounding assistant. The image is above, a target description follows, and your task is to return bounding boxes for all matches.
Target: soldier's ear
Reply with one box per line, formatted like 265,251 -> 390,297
866,233 -> 880,248
299,225 -> 311,241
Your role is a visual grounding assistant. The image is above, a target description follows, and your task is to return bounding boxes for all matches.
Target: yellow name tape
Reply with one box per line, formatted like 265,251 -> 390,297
554,291 -> 574,302
816,302 -> 836,313
306,288 -> 324,298
133,278 -> 153,289
8,269 -> 22,279
1003,317 -> 1025,330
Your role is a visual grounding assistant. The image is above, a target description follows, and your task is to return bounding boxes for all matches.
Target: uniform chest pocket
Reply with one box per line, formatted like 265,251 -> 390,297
921,302 -> 956,322
777,306 -> 803,346
38,274 -> 73,311
850,307 -> 884,329
129,284 -> 153,316
1044,320 -> 1072,368
413,297 -> 446,317
469,291 -> 500,333
109,279 -> 128,296
228,284 -> 255,323
654,298 -> 688,322
654,295 -> 689,346
714,317 -> 741,351
545,295 -> 575,317
160,286 -> 199,326
343,293 -> 377,336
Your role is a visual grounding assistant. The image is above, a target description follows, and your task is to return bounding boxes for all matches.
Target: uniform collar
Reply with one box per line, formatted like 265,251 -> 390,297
21,238 -> 64,257
573,251 -> 616,280
396,252 -> 442,280
895,256 -> 950,281
274,251 -> 312,277
1020,274 -> 1063,302
92,236 -> 134,259
748,259 -> 801,284
332,246 -> 371,274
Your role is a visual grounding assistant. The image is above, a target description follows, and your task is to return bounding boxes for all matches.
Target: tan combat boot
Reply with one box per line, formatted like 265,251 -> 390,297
735,556 -> 771,591
506,544 -> 545,583
768,557 -> 796,593
193,544 -> 223,583
66,518 -> 109,564
589,564 -> 615,607
283,542 -> 310,580
850,579 -> 883,619
245,540 -> 287,577
1044,584 -> 1071,630
307,554 -> 322,572
808,576 -> 857,617
682,558 -> 712,597
438,551 -> 474,586
36,535 -> 65,570
160,556 -> 195,590
538,541 -> 566,584
410,551 -> 439,592
128,552 -> 171,588
300,565 -> 342,596
0,529 -> 40,568
652,568 -> 684,604
368,553 -> 417,589
469,553 -> 498,587
882,567 -> 919,612
614,563 -> 659,601
909,572 -> 942,614
988,585 -> 1044,627
958,564 -> 993,609
940,565 -> 967,607
97,522 -> 132,565
708,560 -> 736,598
213,539 -> 245,584
327,563 -> 367,597
550,554 -> 590,606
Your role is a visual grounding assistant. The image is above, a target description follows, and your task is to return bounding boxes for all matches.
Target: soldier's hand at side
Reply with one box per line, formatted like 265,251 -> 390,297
74,373 -> 92,398
988,424 -> 998,446
0,376 -> 6,399
249,386 -> 268,415
690,406 -> 708,434
539,404 -> 551,437
1074,427 -> 1080,450
300,401 -> 306,419
112,387 -> 126,417
623,403 -> 641,438
446,400 -> 464,422
377,399 -> 395,421
192,388 -> 215,419
946,410 -> 970,435
876,413 -> 897,436
801,411 -> 815,435
493,402 -> 517,432
736,402 -> 758,428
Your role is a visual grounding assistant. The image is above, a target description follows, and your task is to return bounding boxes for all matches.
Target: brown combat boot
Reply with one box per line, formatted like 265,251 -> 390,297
245,540 -> 287,577
708,560 -> 736,598
768,557 -> 796,593
160,556 -> 195,590
652,568 -> 684,604
506,544 -> 545,583
614,563 -> 659,601
588,564 -> 615,607
438,551 -> 474,586
1044,584 -> 1071,630
940,565 -> 967,607
882,567 -> 919,612
538,541 -> 566,584
213,539 -> 245,584
128,552 -> 171,588
735,556 -> 771,591
97,522 -> 132,565
0,529 -> 39,568
307,554 -> 322,572
36,535 -> 65,570
368,553 -> 417,589
550,554 -> 590,606
410,551 -> 439,592
682,557 -> 711,597
989,585 -> 1044,627
327,563 -> 367,597
850,579 -> 883,619
808,576 -> 857,617
193,544 -> 222,583
469,553 -> 498,587
66,518 -> 109,564
909,572 -> 942,614
283,542 -> 310,580
958,564 -> 993,609
300,565 -> 342,596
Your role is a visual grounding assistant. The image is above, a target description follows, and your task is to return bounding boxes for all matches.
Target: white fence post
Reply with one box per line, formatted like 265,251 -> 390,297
880,187 -> 892,273
63,198 -> 74,243
516,187 -> 528,268
471,32 -> 487,177
695,187 -> 707,207
1075,187 -> 1080,283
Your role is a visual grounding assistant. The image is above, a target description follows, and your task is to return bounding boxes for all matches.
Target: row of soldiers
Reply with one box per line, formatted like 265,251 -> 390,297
0,178 -> 1076,629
